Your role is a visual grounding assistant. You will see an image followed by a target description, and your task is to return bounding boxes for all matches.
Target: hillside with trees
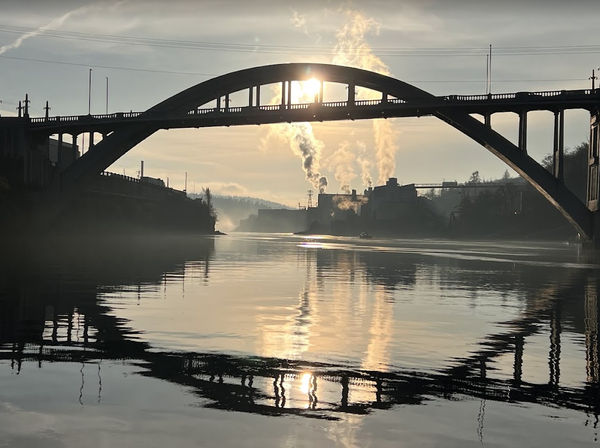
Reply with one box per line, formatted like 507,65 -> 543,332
188,193 -> 291,232
428,142 -> 588,240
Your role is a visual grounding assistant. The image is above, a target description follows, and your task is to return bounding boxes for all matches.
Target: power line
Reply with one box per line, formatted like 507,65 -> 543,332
1,24 -> 600,56
0,53 -> 216,76
0,53 -> 589,83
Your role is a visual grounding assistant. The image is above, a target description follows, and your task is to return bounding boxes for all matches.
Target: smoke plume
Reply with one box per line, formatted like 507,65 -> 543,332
332,10 -> 398,185
267,121 -> 328,193
264,79 -> 328,193
292,123 -> 327,192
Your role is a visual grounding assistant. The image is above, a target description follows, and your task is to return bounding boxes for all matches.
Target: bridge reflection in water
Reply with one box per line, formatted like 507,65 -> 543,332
1,237 -> 600,426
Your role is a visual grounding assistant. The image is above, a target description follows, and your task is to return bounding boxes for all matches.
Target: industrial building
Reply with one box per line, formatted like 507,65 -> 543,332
237,178 -> 432,236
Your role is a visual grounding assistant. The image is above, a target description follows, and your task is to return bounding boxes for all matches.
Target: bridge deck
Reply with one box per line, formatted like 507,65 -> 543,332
22,88 -> 600,135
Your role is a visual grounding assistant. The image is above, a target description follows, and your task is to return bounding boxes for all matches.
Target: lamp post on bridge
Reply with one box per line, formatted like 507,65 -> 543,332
88,68 -> 92,115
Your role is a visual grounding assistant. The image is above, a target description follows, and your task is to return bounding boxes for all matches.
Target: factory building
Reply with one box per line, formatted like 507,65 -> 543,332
360,178 -> 417,221
236,178 -> 432,236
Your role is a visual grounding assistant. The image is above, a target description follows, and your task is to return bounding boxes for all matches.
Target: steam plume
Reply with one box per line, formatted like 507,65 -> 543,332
333,11 -> 398,185
326,141 -> 357,194
356,141 -> 373,188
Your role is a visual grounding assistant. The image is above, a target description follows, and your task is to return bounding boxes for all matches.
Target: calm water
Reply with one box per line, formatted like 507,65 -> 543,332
1,234 -> 600,447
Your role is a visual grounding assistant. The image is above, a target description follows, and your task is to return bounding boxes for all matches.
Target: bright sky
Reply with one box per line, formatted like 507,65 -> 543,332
1,0 -> 599,205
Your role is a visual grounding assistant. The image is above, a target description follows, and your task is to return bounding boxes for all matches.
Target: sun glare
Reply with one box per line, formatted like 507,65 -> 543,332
300,372 -> 312,394
292,78 -> 321,103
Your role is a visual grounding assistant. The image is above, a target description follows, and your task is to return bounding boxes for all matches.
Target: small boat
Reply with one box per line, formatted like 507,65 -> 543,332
359,232 -> 372,239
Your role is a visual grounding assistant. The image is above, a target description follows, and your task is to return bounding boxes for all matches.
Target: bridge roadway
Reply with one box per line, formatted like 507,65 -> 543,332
27,88 -> 600,135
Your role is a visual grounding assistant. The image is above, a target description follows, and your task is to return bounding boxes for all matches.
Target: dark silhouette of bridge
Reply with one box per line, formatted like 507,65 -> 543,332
3,63 -> 600,240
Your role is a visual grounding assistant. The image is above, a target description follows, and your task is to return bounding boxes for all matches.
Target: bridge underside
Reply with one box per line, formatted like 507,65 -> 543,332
46,63 -> 595,239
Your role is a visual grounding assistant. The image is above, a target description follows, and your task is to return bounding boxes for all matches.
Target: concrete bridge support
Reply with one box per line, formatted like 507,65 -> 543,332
518,111 -> 527,153
553,110 -> 565,181
587,110 -> 600,244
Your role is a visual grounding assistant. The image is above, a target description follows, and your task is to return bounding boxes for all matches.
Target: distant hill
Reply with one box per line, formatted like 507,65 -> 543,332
188,194 -> 291,232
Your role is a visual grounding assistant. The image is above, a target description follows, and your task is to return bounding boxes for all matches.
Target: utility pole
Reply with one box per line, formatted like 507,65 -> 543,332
44,100 -> 50,120
487,44 -> 492,95
23,94 -> 30,117
184,171 -> 187,193
590,69 -> 598,90
88,68 -> 92,115
105,76 -> 109,114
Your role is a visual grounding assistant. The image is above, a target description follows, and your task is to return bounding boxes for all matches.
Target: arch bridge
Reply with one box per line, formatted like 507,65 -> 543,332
6,63 -> 600,240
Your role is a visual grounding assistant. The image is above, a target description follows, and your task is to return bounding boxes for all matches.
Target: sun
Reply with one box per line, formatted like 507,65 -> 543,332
292,78 -> 321,103
302,78 -> 321,98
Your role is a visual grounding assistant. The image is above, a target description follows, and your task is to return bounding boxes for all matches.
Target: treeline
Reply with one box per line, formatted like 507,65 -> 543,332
429,142 -> 588,240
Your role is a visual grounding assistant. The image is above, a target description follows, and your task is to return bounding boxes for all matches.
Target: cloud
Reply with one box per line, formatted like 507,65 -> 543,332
290,10 -> 308,34
0,3 -> 97,56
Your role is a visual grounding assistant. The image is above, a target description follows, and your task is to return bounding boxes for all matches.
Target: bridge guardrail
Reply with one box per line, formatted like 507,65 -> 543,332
25,88 -> 600,126
444,88 -> 597,102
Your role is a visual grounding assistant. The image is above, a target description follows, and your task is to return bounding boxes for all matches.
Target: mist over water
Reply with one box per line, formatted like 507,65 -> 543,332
1,234 -> 600,447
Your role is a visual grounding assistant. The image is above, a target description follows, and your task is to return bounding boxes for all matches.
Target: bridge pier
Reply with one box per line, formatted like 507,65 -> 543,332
57,133 -> 63,168
484,113 -> 491,127
587,111 -> 600,244
553,110 -> 565,181
71,134 -> 79,161
518,111 -> 527,154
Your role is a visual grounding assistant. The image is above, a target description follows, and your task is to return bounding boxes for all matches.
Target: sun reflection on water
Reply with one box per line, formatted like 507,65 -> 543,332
300,372 -> 312,394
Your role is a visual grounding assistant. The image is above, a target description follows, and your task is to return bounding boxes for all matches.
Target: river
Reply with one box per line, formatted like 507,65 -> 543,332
1,234 -> 599,447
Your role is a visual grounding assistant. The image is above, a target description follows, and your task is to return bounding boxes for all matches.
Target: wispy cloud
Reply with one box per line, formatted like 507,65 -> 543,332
0,3 -> 98,56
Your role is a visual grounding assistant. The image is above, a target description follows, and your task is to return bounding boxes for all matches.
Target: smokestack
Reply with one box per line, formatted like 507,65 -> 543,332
140,160 -> 144,179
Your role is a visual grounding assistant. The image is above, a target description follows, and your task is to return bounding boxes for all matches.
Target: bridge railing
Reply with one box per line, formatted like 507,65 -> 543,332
186,99 -> 406,116
444,88 -> 596,102
30,111 -> 144,124
100,170 -> 140,183
26,88 -> 599,125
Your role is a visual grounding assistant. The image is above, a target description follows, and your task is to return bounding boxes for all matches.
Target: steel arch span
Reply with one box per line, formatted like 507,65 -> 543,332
60,62 -> 593,238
